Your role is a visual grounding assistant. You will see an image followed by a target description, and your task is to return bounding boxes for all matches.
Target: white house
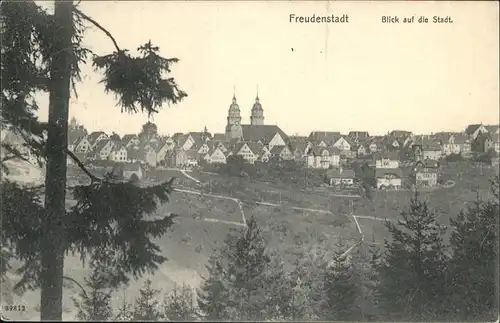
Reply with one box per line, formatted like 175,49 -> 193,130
234,142 -> 259,164
93,139 -> 114,160
326,168 -> 356,186
71,136 -> 92,153
306,146 -> 341,169
333,137 -> 352,151
375,168 -> 403,190
375,152 -> 400,169
206,147 -> 227,164
109,145 -> 128,162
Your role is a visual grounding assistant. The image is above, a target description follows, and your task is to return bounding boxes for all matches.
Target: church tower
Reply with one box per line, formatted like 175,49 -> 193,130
250,87 -> 264,126
225,90 -> 243,141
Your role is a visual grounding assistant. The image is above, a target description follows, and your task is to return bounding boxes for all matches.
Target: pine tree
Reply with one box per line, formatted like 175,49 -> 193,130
71,259 -> 113,321
321,239 -> 360,321
133,278 -> 164,321
1,1 -> 186,319
288,244 -> 328,320
375,191 -> 449,321
163,282 -> 197,321
446,176 -> 498,321
114,293 -> 134,322
197,217 -> 291,321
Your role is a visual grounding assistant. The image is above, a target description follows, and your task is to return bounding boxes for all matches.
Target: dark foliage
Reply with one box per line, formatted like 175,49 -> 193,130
92,41 -> 187,116
375,192 -> 449,321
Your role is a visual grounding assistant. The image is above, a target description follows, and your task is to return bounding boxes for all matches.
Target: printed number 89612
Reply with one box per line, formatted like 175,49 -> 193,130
4,305 -> 26,312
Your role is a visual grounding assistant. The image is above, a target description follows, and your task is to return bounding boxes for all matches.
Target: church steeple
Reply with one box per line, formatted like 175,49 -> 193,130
250,85 -> 264,126
226,89 -> 243,141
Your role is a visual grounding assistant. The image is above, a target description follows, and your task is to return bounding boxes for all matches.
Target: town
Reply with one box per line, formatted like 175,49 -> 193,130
7,92 -> 497,192
4,92 -> 499,192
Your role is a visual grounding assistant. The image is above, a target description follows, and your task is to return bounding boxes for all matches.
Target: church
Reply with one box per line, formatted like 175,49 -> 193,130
224,89 -> 289,150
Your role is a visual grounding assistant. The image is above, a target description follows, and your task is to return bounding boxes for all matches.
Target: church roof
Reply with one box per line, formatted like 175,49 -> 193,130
241,125 -> 289,145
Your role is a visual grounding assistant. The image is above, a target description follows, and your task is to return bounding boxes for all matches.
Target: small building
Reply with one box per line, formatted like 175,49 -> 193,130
374,152 -> 400,169
122,163 -> 143,181
165,149 -> 188,167
326,167 -> 356,187
414,160 -> 439,188
375,168 -> 403,190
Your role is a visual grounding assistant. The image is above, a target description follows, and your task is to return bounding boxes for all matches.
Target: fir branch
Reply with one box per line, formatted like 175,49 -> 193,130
73,7 -> 121,52
62,275 -> 88,299
65,148 -> 101,183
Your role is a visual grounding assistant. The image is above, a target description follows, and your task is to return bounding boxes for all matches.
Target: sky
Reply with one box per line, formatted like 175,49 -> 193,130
34,1 -> 499,136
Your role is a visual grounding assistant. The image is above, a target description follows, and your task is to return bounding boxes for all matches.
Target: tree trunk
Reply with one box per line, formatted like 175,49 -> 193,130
40,0 -> 73,320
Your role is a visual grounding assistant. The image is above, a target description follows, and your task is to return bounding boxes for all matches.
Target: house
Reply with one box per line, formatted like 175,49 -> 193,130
126,147 -> 143,164
122,163 -> 143,181
233,142 -> 259,164
269,145 -> 293,161
454,134 -> 472,157
109,144 -> 128,162
87,131 -> 108,148
240,125 -> 289,150
347,131 -> 370,143
172,133 -> 195,151
465,124 -> 488,140
389,130 -> 413,138
156,138 -> 176,165
414,160 -> 439,188
307,131 -> 341,146
68,127 -> 87,151
165,149 -> 188,167
422,142 -> 442,160
374,152 -> 400,169
289,138 -> 312,163
332,136 -> 352,151
122,134 -> 140,148
306,146 -> 341,169
206,147 -> 227,164
93,139 -> 114,160
434,132 -> 461,156
375,168 -> 403,190
185,149 -> 200,166
355,143 -> 370,157
326,167 -> 356,187
71,136 -> 92,153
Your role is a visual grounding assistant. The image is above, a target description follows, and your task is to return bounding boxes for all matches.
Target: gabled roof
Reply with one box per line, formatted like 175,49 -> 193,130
93,139 -> 112,153
308,131 -> 341,145
68,128 -> 87,145
375,168 -> 403,178
465,124 -> 483,135
246,142 -> 264,154
289,138 -> 310,153
111,143 -> 126,152
87,131 -> 107,145
270,145 -> 288,155
389,130 -> 413,138
241,125 -> 289,145
347,131 -> 370,140
484,125 -> 499,134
